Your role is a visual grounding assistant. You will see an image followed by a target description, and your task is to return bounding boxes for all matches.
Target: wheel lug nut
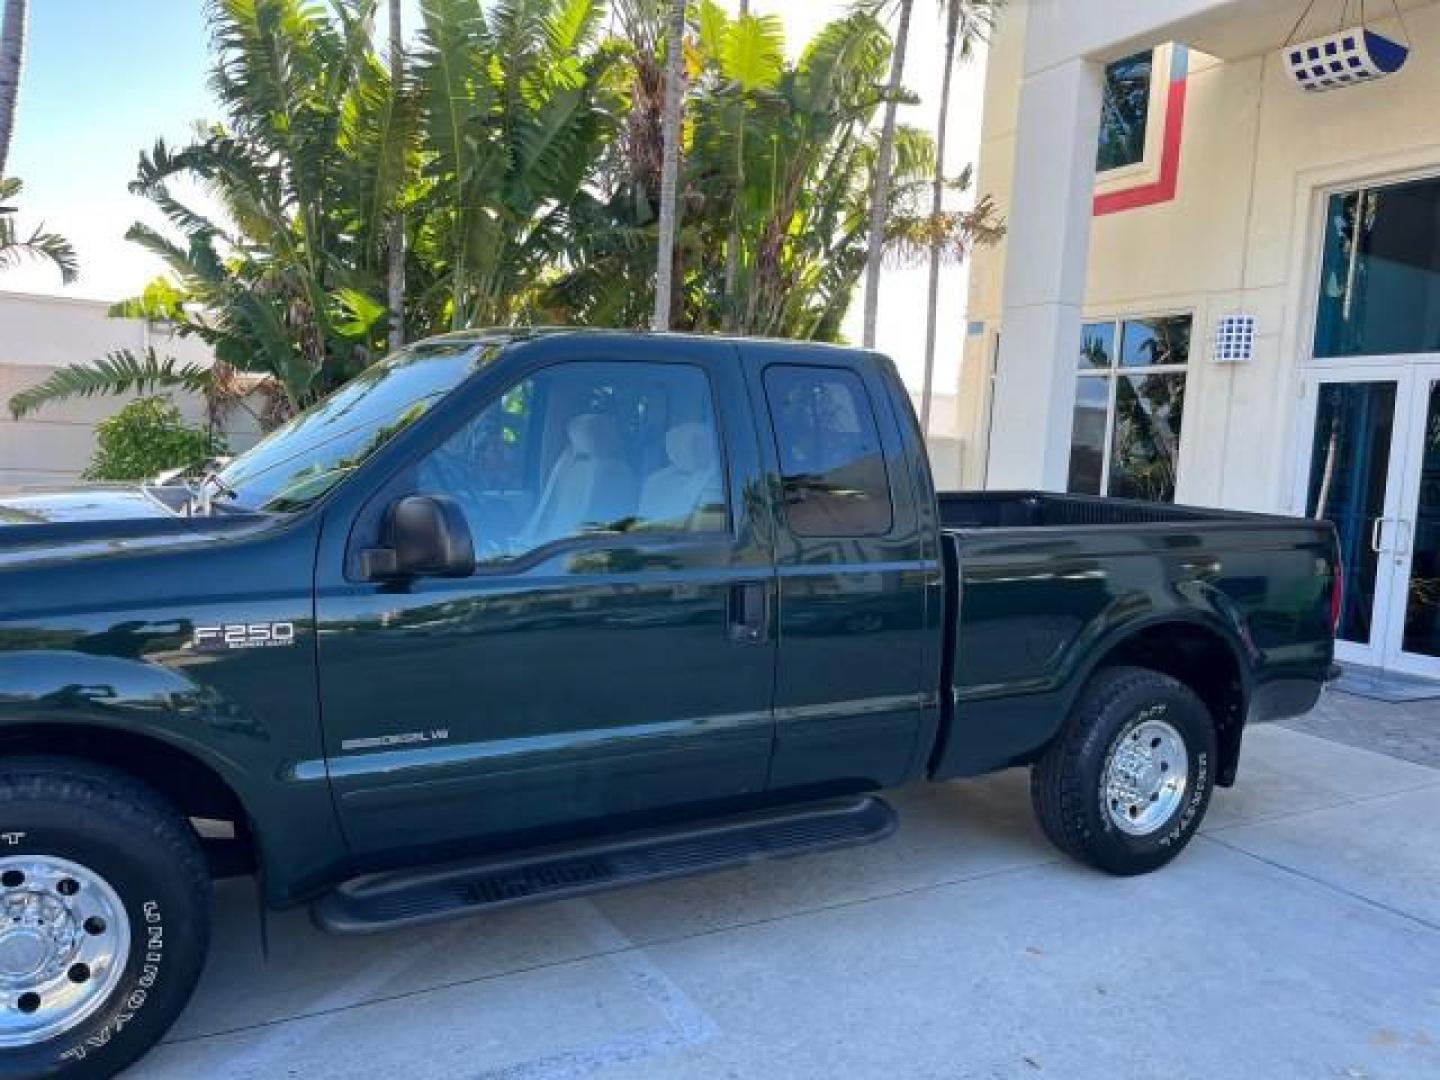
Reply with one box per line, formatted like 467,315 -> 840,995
68,964 -> 91,984
1,870 -> 23,888
84,916 -> 107,936
56,878 -> 79,897
17,992 -> 40,1014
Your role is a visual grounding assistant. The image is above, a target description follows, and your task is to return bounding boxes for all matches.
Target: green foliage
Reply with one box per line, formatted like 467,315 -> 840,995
0,177 -> 77,284
100,0 -> 997,408
84,396 -> 226,482
8,348 -> 212,420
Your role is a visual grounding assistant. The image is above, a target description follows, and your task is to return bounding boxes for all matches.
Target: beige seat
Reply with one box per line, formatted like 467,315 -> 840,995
639,423 -> 723,531
522,413 -> 638,545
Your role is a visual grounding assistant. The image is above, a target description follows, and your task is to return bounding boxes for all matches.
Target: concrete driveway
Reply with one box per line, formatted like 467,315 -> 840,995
131,709 -> 1440,1080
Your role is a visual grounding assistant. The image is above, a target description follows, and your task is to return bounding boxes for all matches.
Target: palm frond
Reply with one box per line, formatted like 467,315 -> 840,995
7,348 -> 213,420
884,193 -> 1006,268
0,219 -> 79,283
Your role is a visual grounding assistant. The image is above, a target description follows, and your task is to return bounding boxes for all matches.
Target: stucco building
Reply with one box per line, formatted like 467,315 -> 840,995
0,291 -> 262,489
958,0 -> 1440,677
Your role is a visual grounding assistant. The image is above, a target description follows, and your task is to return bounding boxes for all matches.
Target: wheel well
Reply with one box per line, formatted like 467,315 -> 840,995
1096,623 -> 1246,787
0,724 -> 257,875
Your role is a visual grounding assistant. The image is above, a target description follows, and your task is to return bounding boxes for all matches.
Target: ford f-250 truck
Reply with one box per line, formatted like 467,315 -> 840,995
0,331 -> 1336,1077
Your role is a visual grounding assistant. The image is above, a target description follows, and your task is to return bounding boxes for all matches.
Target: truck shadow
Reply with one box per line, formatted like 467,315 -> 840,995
166,768 -> 1055,1048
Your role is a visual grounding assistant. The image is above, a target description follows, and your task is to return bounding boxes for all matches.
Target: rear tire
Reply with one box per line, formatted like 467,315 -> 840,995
0,757 -> 211,1079
1031,666 -> 1217,876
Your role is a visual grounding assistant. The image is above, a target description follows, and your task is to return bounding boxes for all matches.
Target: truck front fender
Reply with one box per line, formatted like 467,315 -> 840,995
0,649 -> 347,905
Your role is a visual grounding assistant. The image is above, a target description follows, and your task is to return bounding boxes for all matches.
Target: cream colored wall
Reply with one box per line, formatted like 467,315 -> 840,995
0,291 -> 261,489
960,0 -> 1440,509
958,0 -> 1026,488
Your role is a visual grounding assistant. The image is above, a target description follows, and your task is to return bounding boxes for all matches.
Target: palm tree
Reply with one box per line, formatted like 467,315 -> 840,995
0,176 -> 76,284
919,0 -> 994,433
861,0 -> 914,348
721,0 -> 752,330
538,6 -> 937,343
386,0 -> 406,351
0,0 -> 24,177
652,0 -> 687,331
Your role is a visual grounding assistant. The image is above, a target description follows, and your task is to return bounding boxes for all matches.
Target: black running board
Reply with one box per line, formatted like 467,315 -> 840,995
312,796 -> 897,935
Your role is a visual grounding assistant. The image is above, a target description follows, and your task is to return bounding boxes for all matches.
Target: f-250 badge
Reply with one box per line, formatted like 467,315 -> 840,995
192,622 -> 297,651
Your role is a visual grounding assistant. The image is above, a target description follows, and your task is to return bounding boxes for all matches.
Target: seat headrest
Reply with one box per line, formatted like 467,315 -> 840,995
665,423 -> 717,475
568,412 -> 622,457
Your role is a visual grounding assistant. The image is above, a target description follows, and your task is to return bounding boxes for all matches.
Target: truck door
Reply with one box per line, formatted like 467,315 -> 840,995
746,352 -> 942,793
314,342 -> 777,858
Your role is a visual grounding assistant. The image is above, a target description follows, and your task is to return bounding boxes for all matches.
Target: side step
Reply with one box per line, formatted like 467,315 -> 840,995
313,796 -> 897,935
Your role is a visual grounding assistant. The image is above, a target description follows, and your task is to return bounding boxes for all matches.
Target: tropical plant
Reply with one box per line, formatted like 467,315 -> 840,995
11,0 -> 1002,431
411,0 -> 624,331
0,0 -> 24,177
83,396 -> 226,483
542,5 -> 939,343
110,0 -> 414,417
0,176 -> 76,283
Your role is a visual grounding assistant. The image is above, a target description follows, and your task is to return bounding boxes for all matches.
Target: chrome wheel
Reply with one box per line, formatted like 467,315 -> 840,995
0,855 -> 130,1049
1103,716 -> 1189,836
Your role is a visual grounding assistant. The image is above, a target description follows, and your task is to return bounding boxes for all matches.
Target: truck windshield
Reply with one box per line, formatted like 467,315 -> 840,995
214,342 -> 489,513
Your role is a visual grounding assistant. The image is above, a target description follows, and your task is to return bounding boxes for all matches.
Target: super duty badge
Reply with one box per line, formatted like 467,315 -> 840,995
192,622 -> 297,651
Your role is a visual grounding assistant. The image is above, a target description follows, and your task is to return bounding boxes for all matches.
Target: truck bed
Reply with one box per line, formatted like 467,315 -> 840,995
937,491 -> 1290,531
931,491 -> 1337,784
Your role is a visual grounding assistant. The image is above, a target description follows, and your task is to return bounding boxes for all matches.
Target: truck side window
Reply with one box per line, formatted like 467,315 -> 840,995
763,365 -> 894,537
416,361 -> 727,565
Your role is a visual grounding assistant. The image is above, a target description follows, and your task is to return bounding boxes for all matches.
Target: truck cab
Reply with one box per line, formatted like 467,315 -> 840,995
308,331 -> 941,867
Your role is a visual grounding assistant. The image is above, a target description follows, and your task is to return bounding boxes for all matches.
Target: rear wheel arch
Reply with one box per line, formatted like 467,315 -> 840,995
1070,618 -> 1249,787
0,722 -> 258,876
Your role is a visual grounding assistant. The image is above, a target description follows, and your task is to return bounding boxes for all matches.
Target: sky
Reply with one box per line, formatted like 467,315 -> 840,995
4,1 -> 988,394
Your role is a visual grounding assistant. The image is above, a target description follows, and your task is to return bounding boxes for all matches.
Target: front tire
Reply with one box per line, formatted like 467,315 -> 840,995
0,758 -> 211,1079
1031,666 -> 1217,876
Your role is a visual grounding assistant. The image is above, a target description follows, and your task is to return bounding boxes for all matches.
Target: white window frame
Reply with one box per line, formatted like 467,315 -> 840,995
1073,313 -> 1192,499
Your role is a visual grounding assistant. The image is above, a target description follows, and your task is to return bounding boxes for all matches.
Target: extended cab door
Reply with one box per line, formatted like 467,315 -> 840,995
314,340 -> 777,859
745,349 -> 943,793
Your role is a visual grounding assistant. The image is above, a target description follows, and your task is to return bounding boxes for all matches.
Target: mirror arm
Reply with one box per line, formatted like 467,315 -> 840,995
358,547 -> 402,582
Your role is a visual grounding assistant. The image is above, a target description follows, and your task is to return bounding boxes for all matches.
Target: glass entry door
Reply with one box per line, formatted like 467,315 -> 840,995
1301,173 -> 1440,676
1300,370 -> 1405,667
1300,365 -> 1440,675
1387,369 -> 1440,675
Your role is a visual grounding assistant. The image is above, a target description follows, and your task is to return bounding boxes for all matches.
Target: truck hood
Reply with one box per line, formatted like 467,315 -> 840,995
0,486 -> 180,525
0,485 -> 275,568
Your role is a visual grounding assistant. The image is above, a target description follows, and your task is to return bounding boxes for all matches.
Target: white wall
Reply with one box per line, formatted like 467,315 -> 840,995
0,291 -> 261,489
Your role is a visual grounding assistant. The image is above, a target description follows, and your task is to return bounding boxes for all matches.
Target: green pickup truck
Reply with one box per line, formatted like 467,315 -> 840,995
0,331 -> 1336,1078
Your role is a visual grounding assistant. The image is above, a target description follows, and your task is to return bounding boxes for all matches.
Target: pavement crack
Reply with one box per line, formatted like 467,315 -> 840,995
1205,777 -> 1440,835
1201,833 -> 1440,936
160,855 -> 1062,1049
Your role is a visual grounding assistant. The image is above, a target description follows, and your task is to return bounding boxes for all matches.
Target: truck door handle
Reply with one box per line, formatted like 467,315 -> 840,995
1371,516 -> 1387,553
728,582 -> 769,644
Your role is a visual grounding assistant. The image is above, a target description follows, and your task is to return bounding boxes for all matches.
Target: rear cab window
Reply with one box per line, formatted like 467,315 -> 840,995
762,365 -> 894,537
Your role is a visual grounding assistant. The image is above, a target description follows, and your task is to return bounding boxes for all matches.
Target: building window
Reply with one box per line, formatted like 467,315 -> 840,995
1097,50 -> 1154,172
1068,315 -> 1191,502
1315,176 -> 1440,359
